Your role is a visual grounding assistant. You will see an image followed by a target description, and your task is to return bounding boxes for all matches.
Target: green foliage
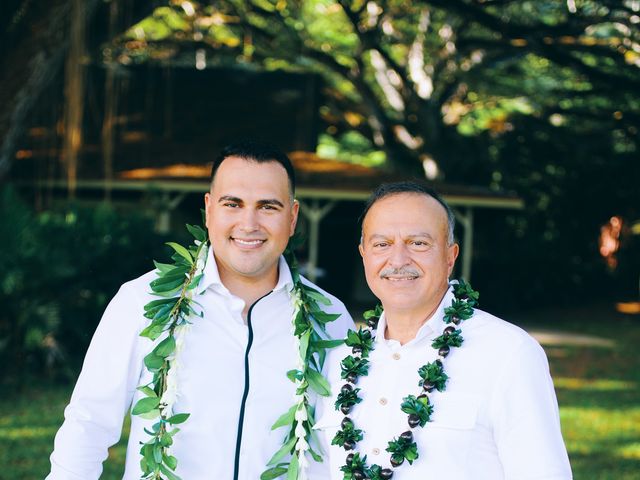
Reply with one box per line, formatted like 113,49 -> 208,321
334,387 -> 362,412
386,435 -> 419,465
0,187 -> 167,388
135,223 -> 208,479
417,362 -> 448,392
331,420 -> 363,448
400,395 -> 434,428
267,236 -> 346,478
362,304 -> 383,322
432,329 -> 463,349
340,355 -> 369,380
4,307 -> 640,479
345,327 -> 374,357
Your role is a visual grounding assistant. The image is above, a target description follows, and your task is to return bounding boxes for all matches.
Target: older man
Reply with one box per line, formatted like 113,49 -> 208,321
48,140 -> 353,479
310,181 -> 572,480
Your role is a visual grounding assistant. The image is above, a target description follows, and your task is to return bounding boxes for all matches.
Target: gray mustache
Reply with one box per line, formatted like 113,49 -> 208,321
380,267 -> 420,278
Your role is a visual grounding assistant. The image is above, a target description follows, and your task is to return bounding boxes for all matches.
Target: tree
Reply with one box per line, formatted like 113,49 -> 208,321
105,0 -> 640,178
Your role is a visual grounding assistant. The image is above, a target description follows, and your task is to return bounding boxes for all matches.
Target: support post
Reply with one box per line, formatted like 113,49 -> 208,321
298,199 -> 337,283
453,207 -> 474,282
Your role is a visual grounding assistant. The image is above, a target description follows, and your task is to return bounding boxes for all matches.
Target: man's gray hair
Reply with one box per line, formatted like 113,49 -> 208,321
359,181 -> 456,245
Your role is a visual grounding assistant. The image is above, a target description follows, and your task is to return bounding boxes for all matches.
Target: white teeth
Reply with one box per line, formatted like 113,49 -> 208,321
234,238 -> 264,245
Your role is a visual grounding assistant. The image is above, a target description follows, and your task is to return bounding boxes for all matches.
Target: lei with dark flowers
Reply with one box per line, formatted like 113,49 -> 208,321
332,280 -> 479,480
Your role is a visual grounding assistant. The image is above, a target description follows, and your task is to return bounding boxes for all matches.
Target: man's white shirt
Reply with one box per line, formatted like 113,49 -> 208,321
47,248 -> 353,479
309,287 -> 572,480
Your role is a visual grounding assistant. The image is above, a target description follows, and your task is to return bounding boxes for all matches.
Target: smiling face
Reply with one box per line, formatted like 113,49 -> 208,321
359,192 -> 459,321
204,156 -> 298,289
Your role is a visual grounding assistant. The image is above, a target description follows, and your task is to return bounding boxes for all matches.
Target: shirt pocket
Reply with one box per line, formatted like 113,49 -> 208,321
429,392 -> 479,429
423,393 -> 480,467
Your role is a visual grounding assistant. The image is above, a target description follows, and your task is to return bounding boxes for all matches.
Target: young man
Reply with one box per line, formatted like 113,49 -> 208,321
310,181 -> 572,479
48,140 -> 353,479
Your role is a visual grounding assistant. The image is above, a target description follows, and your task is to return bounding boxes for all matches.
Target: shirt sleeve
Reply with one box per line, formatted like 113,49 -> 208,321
47,283 -> 147,480
491,336 -> 573,480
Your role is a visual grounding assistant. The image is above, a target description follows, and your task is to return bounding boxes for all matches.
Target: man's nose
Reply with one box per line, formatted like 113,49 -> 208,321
388,242 -> 411,267
239,208 -> 259,232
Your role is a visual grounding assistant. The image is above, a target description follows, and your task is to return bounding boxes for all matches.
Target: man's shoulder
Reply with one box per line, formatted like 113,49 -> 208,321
466,308 -> 544,353
298,276 -> 348,311
115,269 -> 158,303
298,276 -> 355,337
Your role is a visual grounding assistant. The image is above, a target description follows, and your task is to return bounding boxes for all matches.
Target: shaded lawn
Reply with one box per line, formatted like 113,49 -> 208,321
512,303 -> 640,480
1,304 -> 639,479
0,387 -> 128,480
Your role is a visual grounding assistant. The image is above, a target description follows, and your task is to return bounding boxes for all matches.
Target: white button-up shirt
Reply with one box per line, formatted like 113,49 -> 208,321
47,248 -> 353,479
310,288 -> 572,480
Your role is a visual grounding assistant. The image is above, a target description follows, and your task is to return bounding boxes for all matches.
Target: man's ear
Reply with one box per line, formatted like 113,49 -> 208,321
289,199 -> 300,236
203,193 -> 211,224
447,243 -> 459,276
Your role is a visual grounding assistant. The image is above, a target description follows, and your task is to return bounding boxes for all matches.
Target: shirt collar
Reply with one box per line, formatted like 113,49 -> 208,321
375,284 -> 455,347
198,246 -> 294,296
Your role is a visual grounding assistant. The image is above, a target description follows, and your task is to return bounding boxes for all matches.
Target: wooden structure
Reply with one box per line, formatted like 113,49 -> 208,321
23,152 -> 523,283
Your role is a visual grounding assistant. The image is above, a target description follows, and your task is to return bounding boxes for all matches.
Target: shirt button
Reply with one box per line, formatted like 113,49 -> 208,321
379,397 -> 388,405
392,352 -> 401,360
372,448 -> 380,455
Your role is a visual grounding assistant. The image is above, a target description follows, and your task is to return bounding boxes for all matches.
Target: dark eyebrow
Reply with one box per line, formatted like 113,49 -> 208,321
257,199 -> 285,208
218,195 -> 243,204
218,196 -> 285,208
407,233 -> 435,241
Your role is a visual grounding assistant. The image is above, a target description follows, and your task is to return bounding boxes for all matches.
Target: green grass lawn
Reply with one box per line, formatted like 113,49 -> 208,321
2,303 -> 639,479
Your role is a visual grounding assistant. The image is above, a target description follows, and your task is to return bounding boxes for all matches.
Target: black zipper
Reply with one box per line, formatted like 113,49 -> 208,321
232,291 -> 272,480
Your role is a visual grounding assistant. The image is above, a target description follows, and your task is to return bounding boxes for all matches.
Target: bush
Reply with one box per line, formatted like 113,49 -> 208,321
0,187 -> 168,389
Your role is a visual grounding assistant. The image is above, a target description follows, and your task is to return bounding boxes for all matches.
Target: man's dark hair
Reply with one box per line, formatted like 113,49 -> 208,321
210,139 -> 296,196
360,181 -> 456,245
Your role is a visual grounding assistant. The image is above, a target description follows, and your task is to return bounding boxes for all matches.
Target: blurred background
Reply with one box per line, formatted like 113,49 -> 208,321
1,0 -> 639,478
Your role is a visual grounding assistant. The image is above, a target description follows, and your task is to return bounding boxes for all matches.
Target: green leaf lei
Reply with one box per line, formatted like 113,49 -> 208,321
134,227 -> 343,480
334,280 -> 479,480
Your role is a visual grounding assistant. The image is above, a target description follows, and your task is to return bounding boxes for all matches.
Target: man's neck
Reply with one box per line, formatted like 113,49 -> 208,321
220,269 -> 279,321
384,308 -> 437,345
383,291 -> 448,345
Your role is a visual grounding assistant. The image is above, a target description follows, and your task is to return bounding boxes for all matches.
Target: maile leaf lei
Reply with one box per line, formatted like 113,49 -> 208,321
134,226 -> 343,480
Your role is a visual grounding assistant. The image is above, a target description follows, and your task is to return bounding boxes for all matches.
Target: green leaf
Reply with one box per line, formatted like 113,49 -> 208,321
137,385 -> 157,398
261,465 -> 289,480
160,432 -> 174,447
163,453 -> 178,470
167,413 -> 190,425
287,452 -> 299,480
166,242 -> 194,264
139,408 -> 161,420
286,369 -> 303,382
304,289 -> 332,306
267,435 -> 296,466
306,368 -> 331,396
159,462 -> 182,480
132,396 -> 160,415
310,338 -> 344,349
311,311 -> 341,323
140,322 -> 167,340
144,297 -> 178,312
150,276 -> 186,293
186,223 -> 207,242
144,352 -> 164,371
153,261 -> 175,274
187,273 -> 204,290
142,443 -> 156,470
271,404 -> 297,430
154,335 -> 176,358
153,443 -> 162,463
298,330 -> 311,361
